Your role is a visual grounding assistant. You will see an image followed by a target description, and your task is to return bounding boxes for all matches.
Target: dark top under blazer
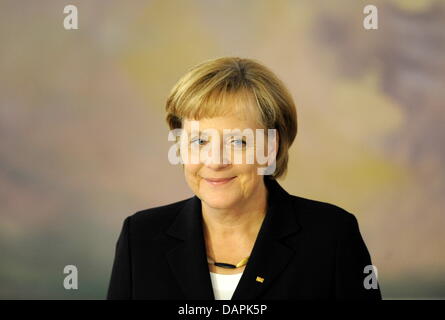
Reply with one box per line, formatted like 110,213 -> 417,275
107,178 -> 382,300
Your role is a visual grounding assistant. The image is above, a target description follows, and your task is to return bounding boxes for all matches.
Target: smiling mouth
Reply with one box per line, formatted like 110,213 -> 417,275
203,177 -> 236,186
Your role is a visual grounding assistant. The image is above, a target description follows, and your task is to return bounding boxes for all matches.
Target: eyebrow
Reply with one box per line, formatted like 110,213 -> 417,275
186,132 -> 249,142
186,128 -> 251,135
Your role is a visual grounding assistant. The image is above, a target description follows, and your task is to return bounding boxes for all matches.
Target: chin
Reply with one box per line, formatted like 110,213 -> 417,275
200,192 -> 240,209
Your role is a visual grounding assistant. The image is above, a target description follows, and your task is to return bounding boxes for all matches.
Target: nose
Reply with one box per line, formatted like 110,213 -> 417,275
201,142 -> 231,170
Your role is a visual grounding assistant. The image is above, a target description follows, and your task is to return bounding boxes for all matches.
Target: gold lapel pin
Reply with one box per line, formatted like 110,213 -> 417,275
256,276 -> 264,283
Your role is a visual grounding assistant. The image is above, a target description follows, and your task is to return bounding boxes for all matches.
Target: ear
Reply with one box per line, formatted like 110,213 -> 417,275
270,129 -> 279,158
275,131 -> 280,154
267,129 -> 279,167
258,129 -> 279,176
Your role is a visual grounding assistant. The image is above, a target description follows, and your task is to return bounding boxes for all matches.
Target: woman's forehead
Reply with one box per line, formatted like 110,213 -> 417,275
185,89 -> 260,118
183,115 -> 263,130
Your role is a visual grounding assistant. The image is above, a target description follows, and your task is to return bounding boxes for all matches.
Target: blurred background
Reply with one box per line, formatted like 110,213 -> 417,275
0,0 -> 444,299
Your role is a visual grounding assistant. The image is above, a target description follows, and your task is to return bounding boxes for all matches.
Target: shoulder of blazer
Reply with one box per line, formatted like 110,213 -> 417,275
287,190 -> 356,219
126,197 -> 193,237
285,192 -> 361,239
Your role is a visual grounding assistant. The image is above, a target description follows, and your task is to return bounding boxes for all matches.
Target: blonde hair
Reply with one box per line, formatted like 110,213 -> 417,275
165,57 -> 297,179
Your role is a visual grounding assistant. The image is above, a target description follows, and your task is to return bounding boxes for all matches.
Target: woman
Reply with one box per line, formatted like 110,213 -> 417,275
107,57 -> 382,300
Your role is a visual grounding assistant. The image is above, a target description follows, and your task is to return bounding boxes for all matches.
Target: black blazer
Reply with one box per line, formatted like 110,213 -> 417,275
107,178 -> 382,300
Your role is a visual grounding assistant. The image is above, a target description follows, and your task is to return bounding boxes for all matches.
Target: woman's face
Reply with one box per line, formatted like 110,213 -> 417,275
182,114 -> 272,210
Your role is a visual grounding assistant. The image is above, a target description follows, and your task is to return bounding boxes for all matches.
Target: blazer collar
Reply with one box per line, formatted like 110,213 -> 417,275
165,177 -> 301,300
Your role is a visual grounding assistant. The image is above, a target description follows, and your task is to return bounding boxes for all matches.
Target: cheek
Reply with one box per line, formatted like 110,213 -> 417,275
184,163 -> 199,174
235,164 -> 260,195
184,165 -> 201,187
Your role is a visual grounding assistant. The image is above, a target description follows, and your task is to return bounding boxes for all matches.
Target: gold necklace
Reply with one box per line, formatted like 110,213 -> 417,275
207,256 -> 249,269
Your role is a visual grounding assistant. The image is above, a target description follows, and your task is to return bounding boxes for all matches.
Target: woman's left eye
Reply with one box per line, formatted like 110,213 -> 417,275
231,139 -> 246,147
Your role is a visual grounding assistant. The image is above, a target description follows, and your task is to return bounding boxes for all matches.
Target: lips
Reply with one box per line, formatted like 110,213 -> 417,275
204,177 -> 236,186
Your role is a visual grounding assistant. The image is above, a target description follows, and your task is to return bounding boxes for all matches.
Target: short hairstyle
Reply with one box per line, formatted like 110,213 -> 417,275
165,57 -> 297,179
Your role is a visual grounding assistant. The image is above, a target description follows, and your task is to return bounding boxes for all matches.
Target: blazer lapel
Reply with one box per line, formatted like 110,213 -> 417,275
165,196 -> 215,299
231,178 -> 301,299
165,178 -> 301,300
